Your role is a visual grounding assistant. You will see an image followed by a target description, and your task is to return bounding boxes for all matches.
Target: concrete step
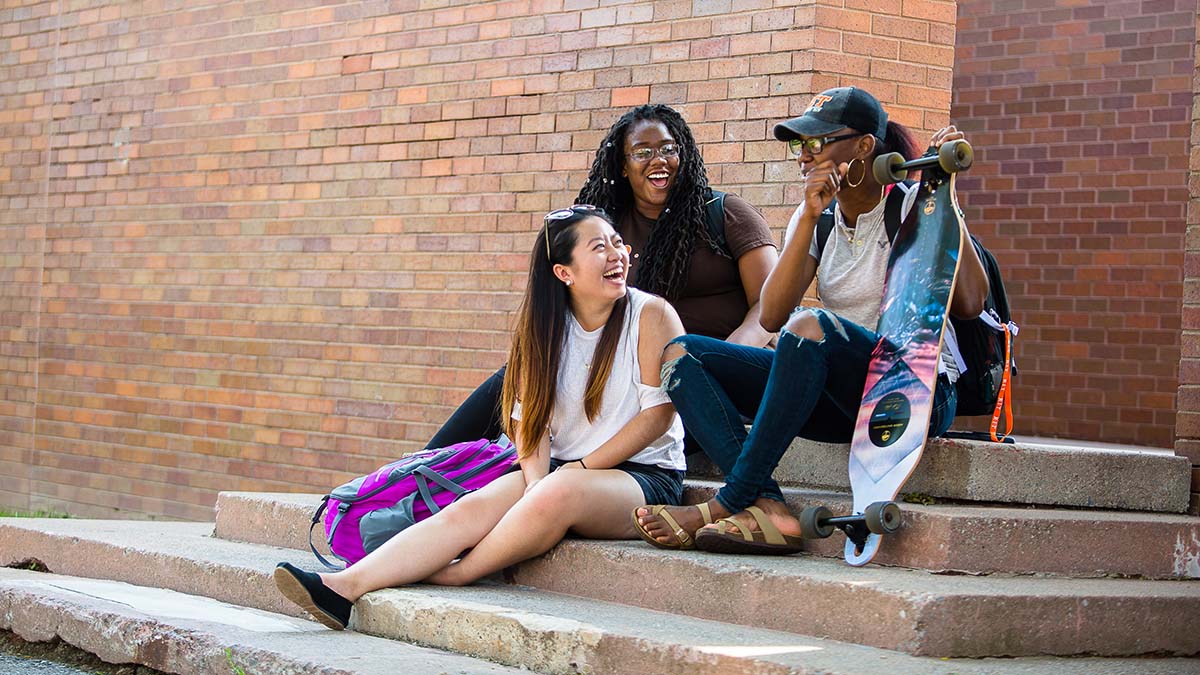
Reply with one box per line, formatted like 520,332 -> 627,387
687,483 -> 1200,579
219,490 -> 1200,579
2,522 -> 1197,674
3,517 -> 1199,659
687,437 -> 1193,512
0,567 -> 523,675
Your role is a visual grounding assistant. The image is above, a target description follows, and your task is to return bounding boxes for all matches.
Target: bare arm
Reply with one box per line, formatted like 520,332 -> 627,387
725,244 -> 779,347
565,298 -> 685,470
514,416 -> 551,493
760,154 -> 853,331
931,126 -> 989,319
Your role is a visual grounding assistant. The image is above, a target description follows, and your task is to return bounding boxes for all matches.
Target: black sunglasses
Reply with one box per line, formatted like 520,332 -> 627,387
787,132 -> 867,157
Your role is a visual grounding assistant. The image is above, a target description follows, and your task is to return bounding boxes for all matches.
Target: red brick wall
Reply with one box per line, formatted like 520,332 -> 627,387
950,0 -> 1194,447
1178,4 -> 1200,513
0,0 -> 958,519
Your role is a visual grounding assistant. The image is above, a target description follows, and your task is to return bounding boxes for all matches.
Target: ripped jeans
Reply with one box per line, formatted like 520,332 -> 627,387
663,309 -> 957,513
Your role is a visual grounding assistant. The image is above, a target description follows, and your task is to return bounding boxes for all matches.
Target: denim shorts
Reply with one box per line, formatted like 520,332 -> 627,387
540,458 -> 684,506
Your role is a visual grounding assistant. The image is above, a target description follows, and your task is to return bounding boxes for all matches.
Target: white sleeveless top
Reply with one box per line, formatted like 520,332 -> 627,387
514,288 -> 686,470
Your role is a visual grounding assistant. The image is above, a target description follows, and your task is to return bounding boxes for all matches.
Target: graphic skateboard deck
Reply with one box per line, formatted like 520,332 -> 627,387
799,140 -> 973,566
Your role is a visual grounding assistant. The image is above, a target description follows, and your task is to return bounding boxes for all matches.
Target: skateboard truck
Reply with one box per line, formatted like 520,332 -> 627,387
799,502 -> 902,555
873,139 -> 974,185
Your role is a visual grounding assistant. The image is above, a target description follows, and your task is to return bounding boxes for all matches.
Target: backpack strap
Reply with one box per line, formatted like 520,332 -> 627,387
309,495 -> 349,571
815,180 -> 915,260
815,199 -> 836,259
882,180 -> 915,242
704,190 -> 732,258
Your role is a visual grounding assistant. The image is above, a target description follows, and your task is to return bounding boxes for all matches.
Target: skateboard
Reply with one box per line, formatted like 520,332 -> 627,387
799,140 -> 974,566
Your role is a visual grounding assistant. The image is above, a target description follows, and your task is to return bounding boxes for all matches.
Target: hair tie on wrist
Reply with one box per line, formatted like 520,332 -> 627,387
578,459 -> 588,469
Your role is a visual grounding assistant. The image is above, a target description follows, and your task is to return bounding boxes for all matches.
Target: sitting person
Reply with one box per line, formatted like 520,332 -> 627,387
424,104 -> 777,451
275,205 -> 687,629
634,87 -> 990,553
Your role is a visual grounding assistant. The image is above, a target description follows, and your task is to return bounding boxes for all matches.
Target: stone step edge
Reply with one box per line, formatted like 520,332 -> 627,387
214,490 -> 1200,579
2,527 -> 1197,675
688,436 -> 1193,513
4,518 -> 1200,658
0,567 -> 524,675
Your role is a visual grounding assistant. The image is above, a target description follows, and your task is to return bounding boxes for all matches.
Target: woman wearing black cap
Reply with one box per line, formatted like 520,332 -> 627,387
634,87 -> 990,554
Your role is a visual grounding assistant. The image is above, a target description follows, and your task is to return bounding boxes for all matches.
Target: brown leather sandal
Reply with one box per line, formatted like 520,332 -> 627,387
694,505 -> 804,555
631,502 -> 714,550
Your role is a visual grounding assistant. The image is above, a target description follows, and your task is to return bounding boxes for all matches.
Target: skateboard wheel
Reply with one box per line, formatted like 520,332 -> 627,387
863,501 -> 902,534
937,139 -> 973,174
799,506 -> 834,539
872,152 -> 908,184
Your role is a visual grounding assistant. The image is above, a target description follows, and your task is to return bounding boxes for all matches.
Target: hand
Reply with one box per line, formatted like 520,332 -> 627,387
801,159 -> 849,220
928,125 -> 965,150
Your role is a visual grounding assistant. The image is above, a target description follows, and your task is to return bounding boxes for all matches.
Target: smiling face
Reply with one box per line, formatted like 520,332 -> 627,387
554,215 -> 629,305
622,119 -> 680,219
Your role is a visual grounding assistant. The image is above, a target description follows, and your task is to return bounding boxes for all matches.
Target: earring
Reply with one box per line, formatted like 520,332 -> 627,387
846,157 -> 867,188
565,279 -> 573,287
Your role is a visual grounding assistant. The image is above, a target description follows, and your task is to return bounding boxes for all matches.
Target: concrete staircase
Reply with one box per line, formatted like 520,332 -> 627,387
1,437 -> 1198,674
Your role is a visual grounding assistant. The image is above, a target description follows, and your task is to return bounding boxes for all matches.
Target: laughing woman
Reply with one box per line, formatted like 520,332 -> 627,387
274,206 -> 687,630
423,104 -> 777,452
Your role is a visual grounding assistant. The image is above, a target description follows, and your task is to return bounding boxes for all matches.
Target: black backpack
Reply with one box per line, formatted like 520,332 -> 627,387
814,181 -> 1017,418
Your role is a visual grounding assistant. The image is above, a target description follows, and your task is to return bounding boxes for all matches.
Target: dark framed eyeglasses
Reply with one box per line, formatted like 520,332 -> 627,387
543,204 -> 602,259
626,144 -> 680,163
787,133 -> 866,157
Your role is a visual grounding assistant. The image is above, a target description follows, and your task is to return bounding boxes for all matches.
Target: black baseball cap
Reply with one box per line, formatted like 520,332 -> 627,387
773,87 -> 888,142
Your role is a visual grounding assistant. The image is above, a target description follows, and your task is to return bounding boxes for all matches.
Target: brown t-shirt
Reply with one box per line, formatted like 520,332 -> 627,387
618,193 -> 777,339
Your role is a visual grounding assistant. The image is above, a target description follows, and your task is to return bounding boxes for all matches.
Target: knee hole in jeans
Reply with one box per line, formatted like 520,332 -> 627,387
783,310 -> 825,342
660,341 -> 692,392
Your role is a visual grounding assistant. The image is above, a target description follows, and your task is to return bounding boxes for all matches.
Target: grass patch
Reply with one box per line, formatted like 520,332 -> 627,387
0,509 -> 71,519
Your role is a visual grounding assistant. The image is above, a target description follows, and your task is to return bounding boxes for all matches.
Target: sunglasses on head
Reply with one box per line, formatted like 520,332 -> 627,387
543,204 -> 603,259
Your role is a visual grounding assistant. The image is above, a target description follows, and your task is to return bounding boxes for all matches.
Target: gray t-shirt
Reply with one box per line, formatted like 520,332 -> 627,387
786,185 -> 962,381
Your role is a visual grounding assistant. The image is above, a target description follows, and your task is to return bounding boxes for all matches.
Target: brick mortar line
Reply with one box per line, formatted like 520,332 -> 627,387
27,0 -> 67,514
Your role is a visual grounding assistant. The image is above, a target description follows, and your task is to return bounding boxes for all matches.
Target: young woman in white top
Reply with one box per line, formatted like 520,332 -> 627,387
275,205 -> 687,630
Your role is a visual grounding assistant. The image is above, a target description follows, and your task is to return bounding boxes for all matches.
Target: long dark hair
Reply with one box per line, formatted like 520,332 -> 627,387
501,207 -> 629,459
877,120 -> 921,162
575,104 -> 723,301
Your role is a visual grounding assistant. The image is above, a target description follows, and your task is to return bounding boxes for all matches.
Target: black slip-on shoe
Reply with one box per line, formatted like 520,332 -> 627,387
274,562 -> 352,630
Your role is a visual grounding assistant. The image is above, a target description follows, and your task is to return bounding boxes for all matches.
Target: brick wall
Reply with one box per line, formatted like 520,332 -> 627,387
950,0 -> 1194,447
0,0 -> 958,520
1178,2 -> 1200,514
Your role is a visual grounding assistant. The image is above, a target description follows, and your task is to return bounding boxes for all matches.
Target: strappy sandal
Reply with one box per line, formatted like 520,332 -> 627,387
631,503 -> 714,550
694,505 -> 804,555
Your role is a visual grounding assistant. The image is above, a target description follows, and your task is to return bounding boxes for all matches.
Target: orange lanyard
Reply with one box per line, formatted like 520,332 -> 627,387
989,323 -> 1013,443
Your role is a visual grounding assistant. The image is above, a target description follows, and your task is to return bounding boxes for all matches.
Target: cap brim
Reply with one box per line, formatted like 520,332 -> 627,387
773,116 -> 845,141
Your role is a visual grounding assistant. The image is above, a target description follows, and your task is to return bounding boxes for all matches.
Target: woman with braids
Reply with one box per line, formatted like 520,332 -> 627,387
634,87 -> 990,554
422,104 -> 778,451
275,205 -> 687,630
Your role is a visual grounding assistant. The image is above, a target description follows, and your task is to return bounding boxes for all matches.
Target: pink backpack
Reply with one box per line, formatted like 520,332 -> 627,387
309,436 -> 517,569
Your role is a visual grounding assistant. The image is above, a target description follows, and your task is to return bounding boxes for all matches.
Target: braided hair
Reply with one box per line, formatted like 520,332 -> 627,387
575,104 -> 725,301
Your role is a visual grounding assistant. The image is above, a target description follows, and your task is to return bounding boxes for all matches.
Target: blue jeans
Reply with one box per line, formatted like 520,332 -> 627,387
663,309 -> 957,513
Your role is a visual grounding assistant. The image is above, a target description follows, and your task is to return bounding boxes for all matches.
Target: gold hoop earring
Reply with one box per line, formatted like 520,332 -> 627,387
846,157 -> 867,188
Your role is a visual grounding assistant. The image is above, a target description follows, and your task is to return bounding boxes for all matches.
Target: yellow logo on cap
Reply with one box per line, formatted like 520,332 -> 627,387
807,94 -> 833,112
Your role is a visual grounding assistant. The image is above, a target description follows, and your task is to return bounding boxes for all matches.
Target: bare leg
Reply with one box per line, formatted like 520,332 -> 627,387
320,471 -> 527,601
426,468 -> 645,586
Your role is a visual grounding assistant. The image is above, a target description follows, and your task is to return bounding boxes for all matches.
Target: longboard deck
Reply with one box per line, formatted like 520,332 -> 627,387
844,173 -> 965,565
